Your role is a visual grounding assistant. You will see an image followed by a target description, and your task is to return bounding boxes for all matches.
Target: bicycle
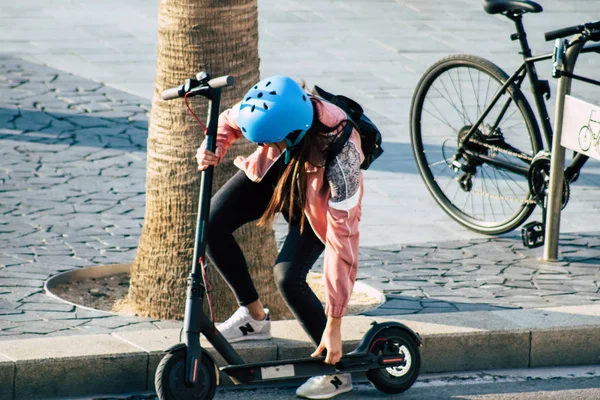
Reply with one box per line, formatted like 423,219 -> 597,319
578,109 -> 600,152
409,0 -> 600,241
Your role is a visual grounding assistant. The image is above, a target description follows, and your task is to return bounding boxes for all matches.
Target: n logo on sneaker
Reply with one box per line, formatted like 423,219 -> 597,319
239,323 -> 255,336
330,376 -> 343,389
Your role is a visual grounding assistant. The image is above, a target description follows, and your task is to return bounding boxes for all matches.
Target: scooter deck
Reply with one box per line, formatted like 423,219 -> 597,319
221,352 -> 406,384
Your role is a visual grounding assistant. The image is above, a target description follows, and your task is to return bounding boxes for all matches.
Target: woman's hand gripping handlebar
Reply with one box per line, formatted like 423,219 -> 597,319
160,72 -> 235,169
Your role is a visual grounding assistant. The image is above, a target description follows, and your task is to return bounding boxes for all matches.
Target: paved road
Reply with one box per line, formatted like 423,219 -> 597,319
90,366 -> 600,400
0,0 -> 599,246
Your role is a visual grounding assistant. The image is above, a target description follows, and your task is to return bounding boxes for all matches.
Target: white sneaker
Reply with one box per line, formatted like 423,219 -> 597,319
217,306 -> 271,343
296,373 -> 353,399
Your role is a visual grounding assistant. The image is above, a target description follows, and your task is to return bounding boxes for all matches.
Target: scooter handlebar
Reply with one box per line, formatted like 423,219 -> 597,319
208,75 -> 235,89
160,75 -> 235,101
161,85 -> 184,101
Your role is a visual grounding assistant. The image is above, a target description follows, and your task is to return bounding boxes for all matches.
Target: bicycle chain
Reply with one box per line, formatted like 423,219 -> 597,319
465,137 -> 534,162
459,138 -> 536,204
469,189 -> 537,205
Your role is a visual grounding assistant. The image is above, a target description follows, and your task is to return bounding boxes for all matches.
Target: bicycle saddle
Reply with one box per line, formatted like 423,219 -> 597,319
482,0 -> 543,15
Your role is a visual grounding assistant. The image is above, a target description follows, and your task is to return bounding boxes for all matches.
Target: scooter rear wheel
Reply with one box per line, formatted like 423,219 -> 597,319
155,346 -> 217,400
365,327 -> 421,394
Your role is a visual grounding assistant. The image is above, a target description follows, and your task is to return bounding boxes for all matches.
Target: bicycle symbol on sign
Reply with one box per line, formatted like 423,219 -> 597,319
578,109 -> 600,152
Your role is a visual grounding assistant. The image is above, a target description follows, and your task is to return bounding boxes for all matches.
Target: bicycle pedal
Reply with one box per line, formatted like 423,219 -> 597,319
521,221 -> 545,248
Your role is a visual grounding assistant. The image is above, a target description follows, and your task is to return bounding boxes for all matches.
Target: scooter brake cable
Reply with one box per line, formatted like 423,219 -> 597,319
184,92 -> 208,133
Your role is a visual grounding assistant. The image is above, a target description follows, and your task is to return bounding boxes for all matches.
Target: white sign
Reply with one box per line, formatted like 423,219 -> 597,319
561,95 -> 600,161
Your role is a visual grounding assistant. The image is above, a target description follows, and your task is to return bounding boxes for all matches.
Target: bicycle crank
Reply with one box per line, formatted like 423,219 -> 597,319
527,151 -> 570,209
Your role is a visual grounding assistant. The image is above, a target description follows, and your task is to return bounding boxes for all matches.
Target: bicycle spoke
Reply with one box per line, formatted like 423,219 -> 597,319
496,107 -> 520,128
479,172 -> 486,220
428,158 -> 453,168
462,188 -> 471,212
482,166 -> 515,215
450,178 -> 461,205
500,119 -> 527,133
423,99 -> 460,133
484,172 -> 497,221
446,69 -> 472,125
470,189 -> 475,218
492,167 -> 509,216
467,68 -> 483,117
430,160 -> 454,177
483,74 -> 493,110
455,68 -> 471,124
433,79 -> 472,124
496,168 -> 528,198
442,172 -> 457,192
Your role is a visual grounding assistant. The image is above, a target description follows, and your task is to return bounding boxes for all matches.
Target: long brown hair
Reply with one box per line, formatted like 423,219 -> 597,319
257,97 -> 349,231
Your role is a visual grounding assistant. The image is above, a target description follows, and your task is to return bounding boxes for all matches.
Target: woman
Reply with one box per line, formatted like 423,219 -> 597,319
196,75 -> 363,400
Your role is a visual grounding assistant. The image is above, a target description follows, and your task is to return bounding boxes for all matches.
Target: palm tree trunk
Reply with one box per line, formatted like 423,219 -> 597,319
129,0 -> 291,321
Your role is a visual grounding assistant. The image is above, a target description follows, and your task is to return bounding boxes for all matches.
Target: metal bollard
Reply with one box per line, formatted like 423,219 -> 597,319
544,75 -> 568,261
544,39 -> 585,261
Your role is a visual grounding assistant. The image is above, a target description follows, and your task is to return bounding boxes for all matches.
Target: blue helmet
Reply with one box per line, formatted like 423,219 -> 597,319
236,76 -> 313,148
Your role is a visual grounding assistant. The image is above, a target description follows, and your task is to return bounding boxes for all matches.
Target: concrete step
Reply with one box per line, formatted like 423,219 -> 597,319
1,304 -> 600,399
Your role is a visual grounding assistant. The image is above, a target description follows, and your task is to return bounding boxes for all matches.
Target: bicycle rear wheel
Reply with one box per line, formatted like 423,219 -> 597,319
410,55 -> 543,235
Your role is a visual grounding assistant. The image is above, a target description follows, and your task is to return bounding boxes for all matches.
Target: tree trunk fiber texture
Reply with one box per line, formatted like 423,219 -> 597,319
129,0 -> 292,321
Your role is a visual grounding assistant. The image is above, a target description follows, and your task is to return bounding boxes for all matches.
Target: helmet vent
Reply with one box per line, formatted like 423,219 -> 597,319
269,91 -> 277,95
251,105 -> 256,112
245,97 -> 251,101
257,92 -> 263,98
265,81 -> 271,87
254,85 -> 258,89
302,95 -> 306,101
242,127 -> 247,133
264,103 -> 269,110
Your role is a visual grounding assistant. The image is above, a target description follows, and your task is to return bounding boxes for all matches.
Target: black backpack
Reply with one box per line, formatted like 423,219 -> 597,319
312,85 -> 383,170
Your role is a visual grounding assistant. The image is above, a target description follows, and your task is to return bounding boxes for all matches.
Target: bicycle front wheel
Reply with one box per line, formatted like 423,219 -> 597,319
410,55 -> 543,235
578,126 -> 592,151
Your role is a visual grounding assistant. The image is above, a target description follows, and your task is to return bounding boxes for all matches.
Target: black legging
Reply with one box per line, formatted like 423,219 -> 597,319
205,164 -> 327,345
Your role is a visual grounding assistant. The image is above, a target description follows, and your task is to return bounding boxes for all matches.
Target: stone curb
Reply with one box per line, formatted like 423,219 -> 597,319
1,305 -> 600,399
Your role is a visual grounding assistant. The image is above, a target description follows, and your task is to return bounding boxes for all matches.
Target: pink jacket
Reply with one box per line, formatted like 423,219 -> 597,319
215,99 -> 364,318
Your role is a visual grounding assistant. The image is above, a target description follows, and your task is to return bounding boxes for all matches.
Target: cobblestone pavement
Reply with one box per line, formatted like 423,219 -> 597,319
0,57 -> 169,339
2,0 -> 600,246
1,1 -> 600,341
1,55 -> 600,340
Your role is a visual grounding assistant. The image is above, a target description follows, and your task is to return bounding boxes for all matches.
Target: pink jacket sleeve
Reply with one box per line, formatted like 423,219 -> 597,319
201,105 -> 243,153
323,203 -> 361,318
322,139 -> 363,318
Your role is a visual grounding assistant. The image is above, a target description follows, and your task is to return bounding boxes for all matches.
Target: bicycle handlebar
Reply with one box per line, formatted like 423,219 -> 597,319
161,74 -> 235,100
545,20 -> 600,41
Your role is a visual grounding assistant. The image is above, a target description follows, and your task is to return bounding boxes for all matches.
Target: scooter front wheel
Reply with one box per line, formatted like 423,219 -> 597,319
155,346 -> 217,400
365,327 -> 421,394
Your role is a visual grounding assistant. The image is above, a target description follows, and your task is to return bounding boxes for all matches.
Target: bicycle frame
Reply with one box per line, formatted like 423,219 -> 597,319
457,14 -> 600,182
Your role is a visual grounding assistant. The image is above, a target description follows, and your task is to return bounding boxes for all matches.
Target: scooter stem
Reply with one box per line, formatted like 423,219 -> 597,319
191,89 -> 220,275
183,87 -> 222,386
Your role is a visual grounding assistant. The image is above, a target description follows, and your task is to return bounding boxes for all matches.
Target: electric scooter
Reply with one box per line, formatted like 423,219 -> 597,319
155,72 -> 423,399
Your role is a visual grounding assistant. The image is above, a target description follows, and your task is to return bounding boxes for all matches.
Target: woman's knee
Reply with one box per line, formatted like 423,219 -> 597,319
273,262 -> 307,295
206,200 -> 236,236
